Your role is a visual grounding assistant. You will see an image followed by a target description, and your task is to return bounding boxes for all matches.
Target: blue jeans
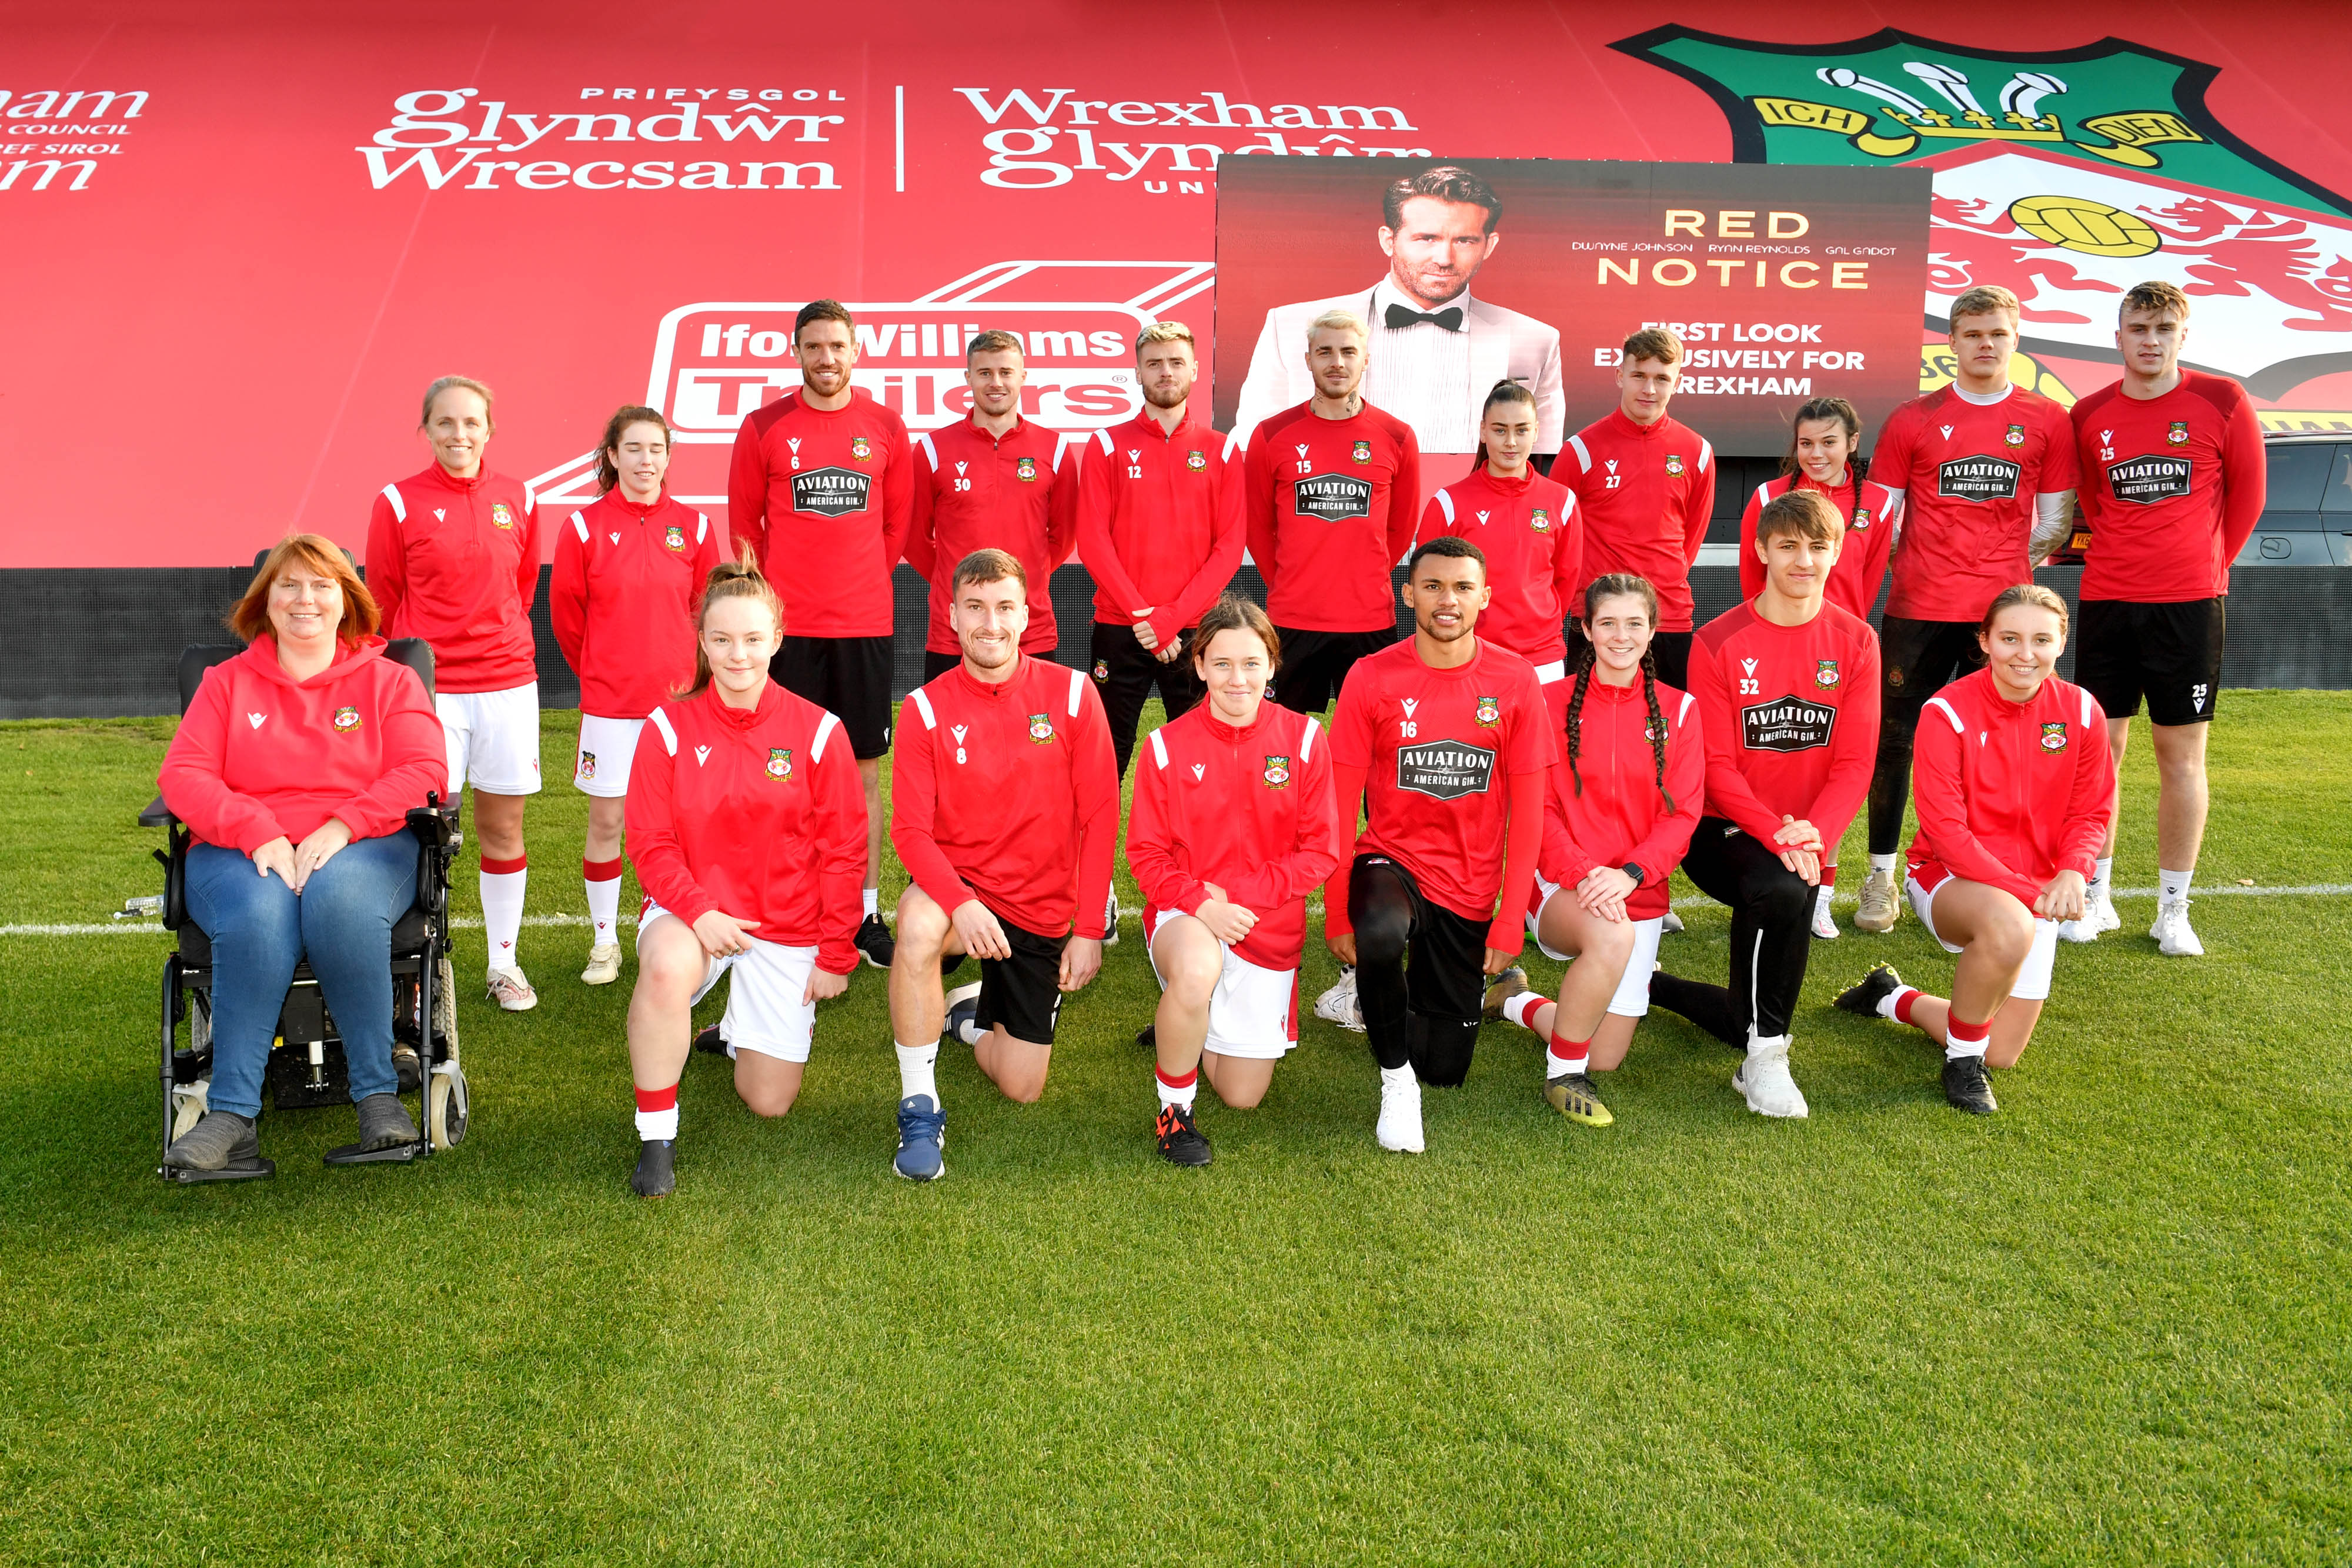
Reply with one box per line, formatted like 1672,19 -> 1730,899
186,833 -> 419,1119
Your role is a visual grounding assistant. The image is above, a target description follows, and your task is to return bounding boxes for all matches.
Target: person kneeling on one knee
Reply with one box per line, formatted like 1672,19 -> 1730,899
159,534 -> 450,1172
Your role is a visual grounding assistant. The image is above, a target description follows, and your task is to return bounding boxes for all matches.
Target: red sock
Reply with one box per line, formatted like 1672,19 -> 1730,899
1893,988 -> 1923,1027
482,853 -> 528,876
1547,1033 -> 1590,1076
583,856 -> 622,882
1946,1015 -> 1992,1057
633,1084 -> 677,1114
1155,1064 -> 1198,1108
1820,864 -> 1839,888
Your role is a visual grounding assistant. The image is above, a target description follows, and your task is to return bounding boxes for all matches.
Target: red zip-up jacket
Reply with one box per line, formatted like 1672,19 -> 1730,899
1539,671 -> 1705,921
891,655 -> 1119,940
1125,700 -> 1340,972
1078,407 -> 1247,646
726,388 -> 913,639
1324,638 -> 1552,953
1908,668 -> 2116,908
1244,400 -> 1421,633
550,492 -> 726,719
1736,471 -> 1901,618
625,681 -> 865,975
1559,409 -> 1716,632
365,465 -> 542,693
1418,467 -> 1582,668
2071,369 -> 2265,603
1688,600 -> 1882,849
161,636 -> 446,853
904,416 -> 1079,657
1874,384 -> 2078,622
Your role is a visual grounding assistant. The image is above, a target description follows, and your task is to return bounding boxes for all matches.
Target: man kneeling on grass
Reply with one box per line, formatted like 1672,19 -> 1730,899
885,550 -> 1119,1181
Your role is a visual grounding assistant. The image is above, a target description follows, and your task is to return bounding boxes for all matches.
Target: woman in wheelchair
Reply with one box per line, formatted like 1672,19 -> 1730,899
159,535 -> 451,1172
622,549 -> 866,1197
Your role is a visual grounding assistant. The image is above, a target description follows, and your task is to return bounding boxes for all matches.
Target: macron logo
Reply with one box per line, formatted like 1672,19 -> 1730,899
1128,449 -> 1141,462
1605,460 -> 1618,474
787,438 -> 802,454
955,462 -> 968,476
952,724 -> 968,744
1295,443 -> 1309,457
1191,763 -> 1205,781
609,532 -> 622,545
433,509 -> 446,520
694,745 -> 711,767
1939,424 -> 1954,440
1475,510 -> 1491,524
1741,657 -> 1758,676
2100,429 -> 2113,444
246,712 -> 266,729
1401,697 -> 1419,717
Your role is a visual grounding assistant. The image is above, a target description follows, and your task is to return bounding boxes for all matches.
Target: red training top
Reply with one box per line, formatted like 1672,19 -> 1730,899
366,465 -> 542,694
1325,637 -> 1552,952
550,492 -> 726,720
726,388 -> 914,639
1078,407 -> 1247,646
891,655 -> 1120,940
1873,385 -> 2079,623
1688,601 -> 1882,850
1908,668 -> 2116,908
1539,671 -> 1705,922
626,681 -> 866,975
2070,369 -> 2266,603
1125,700 -> 1340,972
1736,470 -> 1902,619
906,416 -> 1079,657
1418,467 -> 1582,669
1559,409 -> 1716,633
1244,400 -> 1421,633
161,636 -> 447,853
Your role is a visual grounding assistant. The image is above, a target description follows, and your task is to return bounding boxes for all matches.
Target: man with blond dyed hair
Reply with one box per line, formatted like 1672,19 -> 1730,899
1853,285 -> 2079,935
2064,280 -> 2265,956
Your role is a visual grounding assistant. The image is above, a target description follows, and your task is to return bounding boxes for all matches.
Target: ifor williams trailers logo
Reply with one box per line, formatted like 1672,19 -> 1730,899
529,260 -> 1210,509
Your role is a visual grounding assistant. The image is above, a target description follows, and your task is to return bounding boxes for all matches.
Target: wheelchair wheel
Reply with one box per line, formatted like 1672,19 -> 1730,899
433,956 -> 460,1053
189,991 -> 211,1058
428,1064 -> 469,1149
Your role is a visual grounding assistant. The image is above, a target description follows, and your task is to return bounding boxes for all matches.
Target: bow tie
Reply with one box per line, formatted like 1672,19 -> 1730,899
1384,303 -> 1464,332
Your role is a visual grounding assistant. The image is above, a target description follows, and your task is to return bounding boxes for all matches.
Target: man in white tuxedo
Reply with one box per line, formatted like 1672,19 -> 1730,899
1232,165 -> 1565,458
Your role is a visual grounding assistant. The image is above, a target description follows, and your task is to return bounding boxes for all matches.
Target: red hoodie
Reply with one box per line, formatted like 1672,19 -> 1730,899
365,465 -> 542,694
1244,400 -> 1421,633
1538,671 -> 1705,921
1736,471 -> 1901,619
161,636 -> 447,852
1559,409 -> 1716,633
726,387 -> 914,638
1078,407 -> 1247,647
1908,668 -> 2116,907
891,655 -> 1120,940
624,681 -> 866,975
1125,700 -> 1340,972
904,416 -> 1079,657
1418,466 -> 1582,669
550,492 -> 726,719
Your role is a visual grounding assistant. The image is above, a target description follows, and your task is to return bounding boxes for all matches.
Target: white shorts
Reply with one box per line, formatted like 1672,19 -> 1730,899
573,714 -> 646,799
1906,874 -> 2057,1002
1144,907 -> 1299,1061
639,901 -> 817,1063
437,684 -> 543,795
1531,875 -> 1665,1018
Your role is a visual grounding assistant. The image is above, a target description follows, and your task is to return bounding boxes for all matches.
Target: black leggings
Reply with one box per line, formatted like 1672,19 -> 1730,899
1648,819 -> 1813,1045
1867,617 -> 1983,855
1348,856 -> 1487,1086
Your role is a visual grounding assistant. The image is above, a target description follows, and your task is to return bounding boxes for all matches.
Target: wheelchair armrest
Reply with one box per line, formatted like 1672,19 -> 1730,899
406,801 -> 462,851
139,794 -> 178,828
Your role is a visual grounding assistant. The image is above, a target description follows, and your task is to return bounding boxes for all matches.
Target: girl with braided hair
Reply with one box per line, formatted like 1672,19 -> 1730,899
1736,397 -> 1902,940
1485,574 -> 1702,1126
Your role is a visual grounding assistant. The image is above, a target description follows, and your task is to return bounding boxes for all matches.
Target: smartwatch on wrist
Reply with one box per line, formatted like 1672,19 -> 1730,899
1621,862 -> 1646,887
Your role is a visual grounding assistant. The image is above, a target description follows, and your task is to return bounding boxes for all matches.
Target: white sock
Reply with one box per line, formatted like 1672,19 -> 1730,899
584,875 -> 621,946
1500,991 -> 1545,1030
895,1040 -> 940,1103
1748,1032 -> 1789,1055
1815,884 -> 1835,912
862,887 -> 879,919
2159,868 -> 2191,902
1155,1069 -> 1198,1110
634,1106 -> 677,1141
2090,857 -> 2113,899
1868,852 -> 1897,875
952,1013 -> 983,1046
1379,1063 -> 1416,1092
1545,1041 -> 1588,1079
1876,985 -> 1919,1021
480,864 -> 527,971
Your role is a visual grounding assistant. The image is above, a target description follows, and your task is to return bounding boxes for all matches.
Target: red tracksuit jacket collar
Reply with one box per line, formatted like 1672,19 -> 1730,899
1605,407 -> 1671,442
239,634 -> 390,691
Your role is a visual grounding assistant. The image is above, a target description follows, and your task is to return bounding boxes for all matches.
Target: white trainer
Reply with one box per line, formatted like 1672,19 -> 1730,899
2151,898 -> 2204,957
1376,1068 -> 1425,1152
1661,910 -> 1685,934
485,966 -> 538,1012
2093,892 -> 2122,933
1101,889 -> 1120,947
2062,888 -> 2118,943
1854,868 -> 1899,933
1314,965 -> 1365,1032
1734,1037 -> 1809,1118
580,943 -> 622,985
1810,887 -> 1839,940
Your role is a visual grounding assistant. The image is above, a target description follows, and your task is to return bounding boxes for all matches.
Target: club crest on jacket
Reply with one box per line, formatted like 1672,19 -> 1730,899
1815,659 -> 1840,688
1475,694 -> 1501,726
664,523 -> 687,550
2041,721 -> 2069,751
1186,449 -> 1207,471
850,436 -> 873,462
1028,713 -> 1056,743
767,747 -> 792,780
332,706 -> 362,733
1262,754 -> 1291,787
490,502 -> 516,529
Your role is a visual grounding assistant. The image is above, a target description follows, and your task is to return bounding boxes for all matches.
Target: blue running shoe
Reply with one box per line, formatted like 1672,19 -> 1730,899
893,1094 -> 946,1181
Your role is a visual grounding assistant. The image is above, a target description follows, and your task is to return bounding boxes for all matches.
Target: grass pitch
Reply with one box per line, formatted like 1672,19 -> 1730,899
1,693 -> 2347,1564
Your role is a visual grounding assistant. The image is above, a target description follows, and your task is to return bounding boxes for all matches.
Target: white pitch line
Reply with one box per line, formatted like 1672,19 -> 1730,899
8,887 -> 2351,939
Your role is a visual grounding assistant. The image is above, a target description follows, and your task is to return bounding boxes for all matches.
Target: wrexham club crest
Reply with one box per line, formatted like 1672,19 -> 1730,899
1027,713 -> 1056,744
1815,659 -> 1841,688
1093,658 -> 1111,681
1262,754 -> 1291,788
664,522 -> 686,550
1665,453 -> 1686,477
767,747 -> 791,781
850,436 -> 873,462
2042,721 -> 2069,751
1852,507 -> 1874,530
489,501 -> 516,529
1529,507 -> 1553,533
577,750 -> 597,781
2167,420 -> 2191,444
1351,439 -> 1372,464
1186,449 -> 1207,472
2004,423 -> 2026,447
1474,694 -> 1501,726
1015,456 -> 1038,482
332,706 -> 362,733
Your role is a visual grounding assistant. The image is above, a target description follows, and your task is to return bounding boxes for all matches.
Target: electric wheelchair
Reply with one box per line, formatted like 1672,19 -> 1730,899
143,638 -> 470,1181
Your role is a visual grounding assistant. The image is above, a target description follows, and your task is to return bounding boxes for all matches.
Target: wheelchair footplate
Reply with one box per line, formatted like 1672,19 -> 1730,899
161,1156 -> 276,1183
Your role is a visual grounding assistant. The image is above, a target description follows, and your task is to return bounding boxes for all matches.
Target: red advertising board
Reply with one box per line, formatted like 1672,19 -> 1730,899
3,3 -> 2348,568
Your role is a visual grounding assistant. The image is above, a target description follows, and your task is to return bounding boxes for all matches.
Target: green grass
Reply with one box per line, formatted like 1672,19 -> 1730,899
1,694 -> 2347,1565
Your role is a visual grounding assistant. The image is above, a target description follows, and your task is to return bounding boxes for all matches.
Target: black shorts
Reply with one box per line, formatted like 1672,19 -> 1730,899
1649,630 -> 1693,692
1880,616 -> 1984,718
1269,626 -> 1396,716
770,635 -> 893,759
2075,597 -> 2226,727
1350,854 -> 1490,1024
942,914 -> 1068,1045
